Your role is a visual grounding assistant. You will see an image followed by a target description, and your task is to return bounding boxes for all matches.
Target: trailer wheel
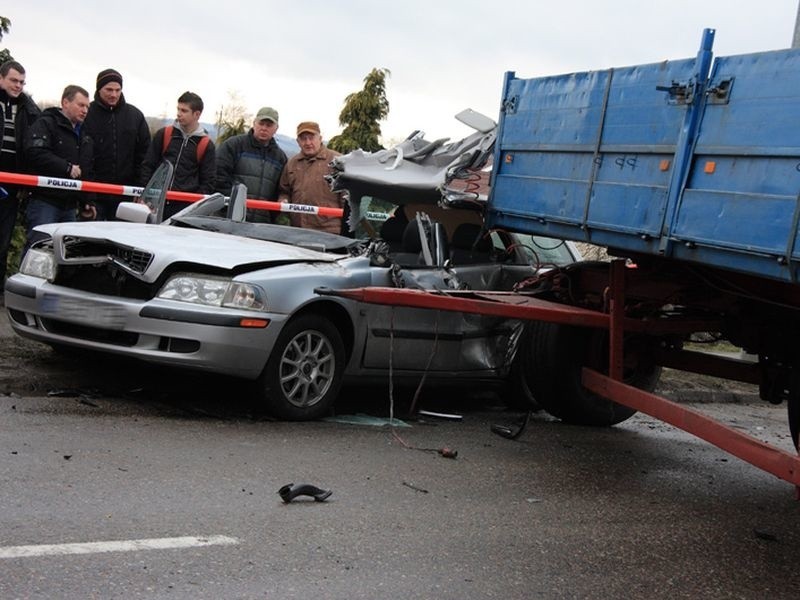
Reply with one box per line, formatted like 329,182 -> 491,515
789,395 -> 800,452
503,325 -> 541,411
528,321 -> 660,426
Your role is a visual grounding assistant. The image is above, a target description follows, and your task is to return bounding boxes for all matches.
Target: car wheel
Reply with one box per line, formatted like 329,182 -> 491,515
260,315 -> 345,420
528,321 -> 660,426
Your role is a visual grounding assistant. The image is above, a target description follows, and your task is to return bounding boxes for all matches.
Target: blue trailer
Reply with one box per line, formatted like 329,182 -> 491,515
325,29 -> 800,488
482,29 -> 800,441
488,28 -> 800,285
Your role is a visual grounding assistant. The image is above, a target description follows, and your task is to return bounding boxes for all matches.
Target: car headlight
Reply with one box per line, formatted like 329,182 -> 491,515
19,248 -> 56,280
158,274 -> 266,310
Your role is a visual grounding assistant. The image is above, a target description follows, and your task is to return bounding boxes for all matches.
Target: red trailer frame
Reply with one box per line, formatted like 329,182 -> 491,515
319,259 -> 800,491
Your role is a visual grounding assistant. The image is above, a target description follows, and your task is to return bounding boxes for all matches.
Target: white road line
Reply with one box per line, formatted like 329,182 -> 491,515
0,535 -> 239,559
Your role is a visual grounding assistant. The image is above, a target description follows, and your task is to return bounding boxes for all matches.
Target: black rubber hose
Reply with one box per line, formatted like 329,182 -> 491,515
278,483 -> 332,503
490,411 -> 532,440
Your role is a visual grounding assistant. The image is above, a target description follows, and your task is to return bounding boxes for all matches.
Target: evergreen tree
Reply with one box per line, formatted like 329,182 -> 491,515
0,16 -> 13,64
328,68 -> 390,154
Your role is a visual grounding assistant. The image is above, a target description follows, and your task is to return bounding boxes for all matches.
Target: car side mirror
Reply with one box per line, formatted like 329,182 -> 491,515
116,201 -> 152,223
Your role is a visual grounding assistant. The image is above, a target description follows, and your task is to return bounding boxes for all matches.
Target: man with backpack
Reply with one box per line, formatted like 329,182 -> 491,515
141,91 -> 215,218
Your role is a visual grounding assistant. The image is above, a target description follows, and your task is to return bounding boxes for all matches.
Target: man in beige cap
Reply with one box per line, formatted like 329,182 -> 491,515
278,121 -> 344,234
216,106 -> 287,222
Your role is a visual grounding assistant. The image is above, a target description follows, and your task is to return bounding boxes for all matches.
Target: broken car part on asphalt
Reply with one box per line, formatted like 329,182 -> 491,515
278,483 -> 332,503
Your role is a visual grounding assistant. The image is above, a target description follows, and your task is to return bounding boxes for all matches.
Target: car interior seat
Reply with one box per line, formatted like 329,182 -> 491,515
379,211 -> 409,253
450,223 -> 492,264
402,218 -> 423,255
402,216 -> 449,266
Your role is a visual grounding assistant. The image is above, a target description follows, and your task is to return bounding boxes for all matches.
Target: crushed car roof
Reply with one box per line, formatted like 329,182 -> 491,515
328,110 -> 497,224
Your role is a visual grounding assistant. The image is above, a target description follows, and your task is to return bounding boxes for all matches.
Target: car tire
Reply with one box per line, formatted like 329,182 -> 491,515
527,321 -> 660,426
259,315 -> 345,421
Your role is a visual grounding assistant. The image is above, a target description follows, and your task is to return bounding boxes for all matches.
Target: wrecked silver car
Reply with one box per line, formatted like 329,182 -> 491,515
4,112 -> 579,420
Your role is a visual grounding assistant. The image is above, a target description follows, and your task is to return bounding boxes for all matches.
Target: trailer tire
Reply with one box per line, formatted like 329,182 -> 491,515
528,321 -> 660,426
789,394 -> 799,452
503,325 -> 541,411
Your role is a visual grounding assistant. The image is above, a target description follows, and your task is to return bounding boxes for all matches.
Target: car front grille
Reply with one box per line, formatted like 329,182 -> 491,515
63,237 -> 153,274
52,263 -> 156,300
54,237 -> 157,300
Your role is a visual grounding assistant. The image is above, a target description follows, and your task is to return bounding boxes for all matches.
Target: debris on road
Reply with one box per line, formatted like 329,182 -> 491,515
402,481 -> 429,494
324,414 -> 410,427
391,429 -> 458,459
278,483 -> 332,503
418,410 -> 462,421
491,411 -> 532,440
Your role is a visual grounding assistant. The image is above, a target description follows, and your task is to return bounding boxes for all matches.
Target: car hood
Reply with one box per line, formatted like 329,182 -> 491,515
35,221 -> 338,281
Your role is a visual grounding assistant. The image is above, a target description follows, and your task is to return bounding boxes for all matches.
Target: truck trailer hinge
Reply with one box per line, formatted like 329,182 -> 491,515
503,95 -> 518,114
706,77 -> 734,105
656,79 -> 696,105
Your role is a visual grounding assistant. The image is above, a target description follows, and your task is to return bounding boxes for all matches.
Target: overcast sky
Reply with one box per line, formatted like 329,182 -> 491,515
3,1 -> 798,143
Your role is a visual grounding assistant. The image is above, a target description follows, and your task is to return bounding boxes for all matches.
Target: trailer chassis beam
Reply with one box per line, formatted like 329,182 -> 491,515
596,260 -> 800,491
318,259 -> 800,490
582,368 -> 800,487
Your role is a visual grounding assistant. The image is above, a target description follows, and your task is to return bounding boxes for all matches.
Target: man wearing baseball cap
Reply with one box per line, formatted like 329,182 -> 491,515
83,68 -> 151,220
215,106 -> 287,223
278,121 -> 344,234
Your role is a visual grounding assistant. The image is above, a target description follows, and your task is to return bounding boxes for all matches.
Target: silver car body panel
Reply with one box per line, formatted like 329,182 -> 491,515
4,116 -> 579,394
36,221 -> 339,283
4,220 -> 525,381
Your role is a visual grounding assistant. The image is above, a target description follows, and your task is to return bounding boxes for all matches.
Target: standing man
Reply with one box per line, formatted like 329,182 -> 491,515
215,106 -> 287,223
141,91 -> 215,218
0,60 -> 40,284
24,85 -> 94,251
82,68 -> 151,220
278,121 -> 344,234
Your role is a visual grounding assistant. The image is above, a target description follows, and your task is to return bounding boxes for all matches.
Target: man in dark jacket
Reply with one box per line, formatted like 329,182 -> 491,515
141,91 -> 215,219
24,85 -> 94,252
82,68 -> 150,220
0,60 -> 41,283
215,106 -> 287,223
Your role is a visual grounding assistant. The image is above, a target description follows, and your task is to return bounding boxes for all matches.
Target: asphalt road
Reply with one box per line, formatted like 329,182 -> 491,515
1,317 -> 800,599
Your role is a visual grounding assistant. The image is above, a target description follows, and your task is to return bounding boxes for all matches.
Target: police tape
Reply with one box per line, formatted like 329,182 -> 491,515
0,170 -> 345,218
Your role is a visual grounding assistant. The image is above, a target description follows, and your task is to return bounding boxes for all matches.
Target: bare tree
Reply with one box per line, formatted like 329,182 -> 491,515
215,90 -> 251,144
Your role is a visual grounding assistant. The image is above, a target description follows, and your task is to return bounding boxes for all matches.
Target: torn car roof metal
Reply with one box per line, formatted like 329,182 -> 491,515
328,109 -> 497,230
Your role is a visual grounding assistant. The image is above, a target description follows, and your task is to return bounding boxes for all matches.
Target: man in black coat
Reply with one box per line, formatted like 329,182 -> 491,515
82,68 -> 151,220
0,60 -> 41,283
24,85 -> 94,252
215,106 -> 287,223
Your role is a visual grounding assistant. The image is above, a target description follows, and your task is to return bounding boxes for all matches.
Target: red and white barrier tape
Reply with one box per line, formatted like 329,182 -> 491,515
0,170 -> 344,218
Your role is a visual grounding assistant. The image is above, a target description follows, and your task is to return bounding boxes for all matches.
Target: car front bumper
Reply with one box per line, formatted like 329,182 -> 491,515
4,275 -> 286,379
